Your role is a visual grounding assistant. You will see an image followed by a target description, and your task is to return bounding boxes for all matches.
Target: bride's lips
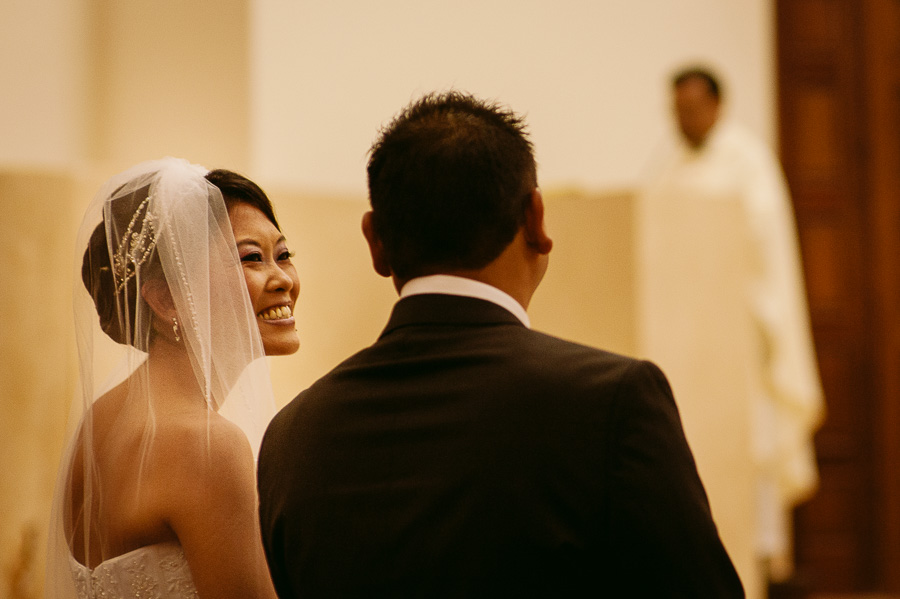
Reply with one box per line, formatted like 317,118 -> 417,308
257,303 -> 294,324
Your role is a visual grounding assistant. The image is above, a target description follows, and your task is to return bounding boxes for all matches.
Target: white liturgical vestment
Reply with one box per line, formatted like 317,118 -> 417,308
637,120 -> 824,597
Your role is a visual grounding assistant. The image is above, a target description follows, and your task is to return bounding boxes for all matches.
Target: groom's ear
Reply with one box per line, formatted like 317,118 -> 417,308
362,211 -> 392,278
524,188 -> 553,255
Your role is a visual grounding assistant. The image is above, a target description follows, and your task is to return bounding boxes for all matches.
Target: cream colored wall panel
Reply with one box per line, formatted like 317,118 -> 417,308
0,0 -> 90,167
530,188 -> 636,356
252,0 -> 776,194
92,0 -> 251,173
0,171 -> 81,598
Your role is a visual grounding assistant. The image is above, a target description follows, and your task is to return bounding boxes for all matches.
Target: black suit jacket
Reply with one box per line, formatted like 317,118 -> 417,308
258,294 -> 744,597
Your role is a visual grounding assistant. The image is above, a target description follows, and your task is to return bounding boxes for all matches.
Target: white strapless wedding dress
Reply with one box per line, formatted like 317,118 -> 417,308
69,542 -> 198,598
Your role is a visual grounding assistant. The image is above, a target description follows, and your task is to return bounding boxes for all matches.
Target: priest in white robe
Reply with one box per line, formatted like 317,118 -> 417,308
636,66 -> 824,599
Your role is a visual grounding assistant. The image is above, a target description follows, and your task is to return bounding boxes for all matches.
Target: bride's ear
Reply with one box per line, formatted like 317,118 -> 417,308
141,279 -> 177,324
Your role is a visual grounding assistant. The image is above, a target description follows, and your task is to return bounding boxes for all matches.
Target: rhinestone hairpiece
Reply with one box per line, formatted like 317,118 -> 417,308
112,195 -> 158,293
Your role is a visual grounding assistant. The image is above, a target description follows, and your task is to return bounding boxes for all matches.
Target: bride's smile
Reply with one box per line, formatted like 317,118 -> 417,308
258,303 -> 294,322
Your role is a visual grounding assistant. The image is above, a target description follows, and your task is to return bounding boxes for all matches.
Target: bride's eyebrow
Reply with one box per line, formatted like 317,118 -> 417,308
235,235 -> 287,247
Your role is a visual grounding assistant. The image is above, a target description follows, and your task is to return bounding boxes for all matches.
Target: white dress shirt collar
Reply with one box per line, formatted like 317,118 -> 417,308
399,274 -> 531,328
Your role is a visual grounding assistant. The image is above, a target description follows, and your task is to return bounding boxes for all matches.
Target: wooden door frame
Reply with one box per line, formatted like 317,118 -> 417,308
776,0 -> 900,593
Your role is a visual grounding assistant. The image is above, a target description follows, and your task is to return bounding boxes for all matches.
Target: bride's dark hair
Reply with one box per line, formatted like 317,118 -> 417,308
205,168 -> 282,230
81,184 -> 160,346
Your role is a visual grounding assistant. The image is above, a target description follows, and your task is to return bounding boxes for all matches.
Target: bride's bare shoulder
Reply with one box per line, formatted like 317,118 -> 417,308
149,410 -> 259,539
92,385 -> 253,471
156,408 -> 254,474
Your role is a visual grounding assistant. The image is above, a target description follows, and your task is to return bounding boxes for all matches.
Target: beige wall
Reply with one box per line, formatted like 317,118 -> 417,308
0,0 -> 251,173
88,0 -> 252,173
251,0 -> 776,194
0,0 -> 90,168
531,188 -> 637,356
1,0 -> 776,190
0,172 -> 81,599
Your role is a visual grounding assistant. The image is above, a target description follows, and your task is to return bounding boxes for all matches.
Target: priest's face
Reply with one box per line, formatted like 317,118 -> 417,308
674,76 -> 720,148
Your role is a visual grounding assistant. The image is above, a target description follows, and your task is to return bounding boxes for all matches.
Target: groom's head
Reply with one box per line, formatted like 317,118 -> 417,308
364,91 -> 540,283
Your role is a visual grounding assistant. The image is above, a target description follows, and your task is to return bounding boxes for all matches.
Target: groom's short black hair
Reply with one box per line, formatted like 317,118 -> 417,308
366,91 -> 537,280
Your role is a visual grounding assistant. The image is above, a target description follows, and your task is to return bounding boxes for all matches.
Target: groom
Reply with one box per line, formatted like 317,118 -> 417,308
257,91 -> 744,597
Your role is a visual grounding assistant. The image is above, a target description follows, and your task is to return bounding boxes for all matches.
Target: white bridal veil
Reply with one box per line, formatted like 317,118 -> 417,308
45,157 -> 276,597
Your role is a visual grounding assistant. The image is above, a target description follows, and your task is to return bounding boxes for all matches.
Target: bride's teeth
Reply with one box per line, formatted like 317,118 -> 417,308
260,305 -> 292,320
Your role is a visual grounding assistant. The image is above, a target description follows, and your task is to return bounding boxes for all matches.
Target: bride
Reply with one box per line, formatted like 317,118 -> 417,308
45,158 -> 299,598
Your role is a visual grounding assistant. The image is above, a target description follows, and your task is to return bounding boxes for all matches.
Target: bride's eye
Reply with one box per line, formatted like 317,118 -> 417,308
278,249 -> 295,262
241,251 -> 263,263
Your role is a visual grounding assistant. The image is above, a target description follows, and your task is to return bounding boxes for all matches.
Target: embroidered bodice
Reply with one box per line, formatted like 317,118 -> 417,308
69,542 -> 198,598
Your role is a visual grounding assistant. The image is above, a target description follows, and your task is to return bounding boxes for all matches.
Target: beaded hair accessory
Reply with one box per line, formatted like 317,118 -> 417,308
112,195 -> 158,293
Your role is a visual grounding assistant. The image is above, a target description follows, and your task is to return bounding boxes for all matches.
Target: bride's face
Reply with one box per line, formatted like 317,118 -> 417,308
229,202 -> 301,355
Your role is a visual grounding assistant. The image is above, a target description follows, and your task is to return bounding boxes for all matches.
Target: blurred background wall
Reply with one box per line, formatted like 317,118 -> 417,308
0,1 -> 776,597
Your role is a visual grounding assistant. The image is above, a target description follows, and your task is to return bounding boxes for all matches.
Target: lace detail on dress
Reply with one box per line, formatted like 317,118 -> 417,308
69,542 -> 198,599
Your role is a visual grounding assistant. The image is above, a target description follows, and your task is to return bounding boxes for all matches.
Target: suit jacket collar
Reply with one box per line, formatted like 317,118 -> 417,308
380,294 -> 526,339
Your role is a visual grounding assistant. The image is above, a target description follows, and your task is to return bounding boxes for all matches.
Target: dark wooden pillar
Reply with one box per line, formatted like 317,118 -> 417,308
776,0 -> 900,595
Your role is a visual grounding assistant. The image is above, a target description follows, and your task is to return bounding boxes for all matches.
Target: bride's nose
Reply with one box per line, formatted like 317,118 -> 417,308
266,263 -> 295,292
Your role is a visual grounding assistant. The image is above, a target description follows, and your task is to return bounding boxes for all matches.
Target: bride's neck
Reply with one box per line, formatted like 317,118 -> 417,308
145,337 -> 206,407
